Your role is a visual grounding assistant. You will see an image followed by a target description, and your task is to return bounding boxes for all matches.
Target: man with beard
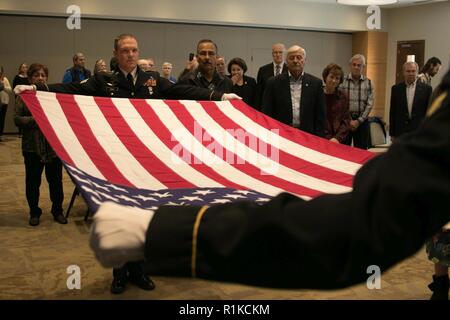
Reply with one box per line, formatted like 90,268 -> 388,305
418,57 -> 442,87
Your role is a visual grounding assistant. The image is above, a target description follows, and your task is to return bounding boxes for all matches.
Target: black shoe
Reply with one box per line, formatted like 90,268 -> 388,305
51,204 -> 63,216
29,216 -> 40,226
111,277 -> 127,294
29,207 -> 42,226
129,274 -> 155,291
428,275 -> 449,300
53,214 -> 68,224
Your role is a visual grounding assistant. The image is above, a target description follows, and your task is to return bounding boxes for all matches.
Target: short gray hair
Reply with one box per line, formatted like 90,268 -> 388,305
286,45 -> 307,58
349,54 -> 366,66
403,61 -> 419,71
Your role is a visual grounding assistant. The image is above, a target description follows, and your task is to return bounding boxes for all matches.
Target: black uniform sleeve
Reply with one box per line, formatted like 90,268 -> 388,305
35,75 -> 103,96
144,92 -> 450,289
161,79 -> 222,101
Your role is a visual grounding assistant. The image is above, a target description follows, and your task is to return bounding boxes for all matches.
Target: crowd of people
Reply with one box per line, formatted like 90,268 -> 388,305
4,33 -> 449,299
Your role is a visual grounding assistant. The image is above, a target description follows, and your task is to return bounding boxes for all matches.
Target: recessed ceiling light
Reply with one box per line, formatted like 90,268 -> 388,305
336,0 -> 398,5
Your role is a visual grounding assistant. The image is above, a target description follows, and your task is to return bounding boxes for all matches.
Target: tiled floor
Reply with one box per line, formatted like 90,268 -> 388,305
0,135 -> 437,299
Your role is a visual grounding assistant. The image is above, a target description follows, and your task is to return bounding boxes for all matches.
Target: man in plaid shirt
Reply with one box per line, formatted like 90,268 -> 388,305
340,54 -> 374,149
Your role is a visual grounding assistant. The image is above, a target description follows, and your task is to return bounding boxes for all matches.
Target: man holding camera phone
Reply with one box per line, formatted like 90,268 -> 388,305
178,39 -> 233,94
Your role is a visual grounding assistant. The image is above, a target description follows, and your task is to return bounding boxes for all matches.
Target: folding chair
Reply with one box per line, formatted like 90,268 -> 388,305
65,186 -> 91,221
368,117 -> 389,148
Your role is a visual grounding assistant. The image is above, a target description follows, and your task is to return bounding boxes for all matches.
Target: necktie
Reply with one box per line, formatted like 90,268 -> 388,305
127,73 -> 134,88
275,64 -> 281,76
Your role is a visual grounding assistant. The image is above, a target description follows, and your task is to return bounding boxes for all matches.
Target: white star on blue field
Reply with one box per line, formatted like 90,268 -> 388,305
65,163 -> 272,213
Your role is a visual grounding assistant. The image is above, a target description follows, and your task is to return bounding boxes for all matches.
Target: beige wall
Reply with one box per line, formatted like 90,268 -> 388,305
352,31 -> 388,118
3,1 -> 448,132
0,0 -> 368,32
385,1 -> 450,121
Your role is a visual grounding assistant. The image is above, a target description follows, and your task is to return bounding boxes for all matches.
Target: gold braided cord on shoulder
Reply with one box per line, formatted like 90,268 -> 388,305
191,206 -> 209,278
427,92 -> 448,117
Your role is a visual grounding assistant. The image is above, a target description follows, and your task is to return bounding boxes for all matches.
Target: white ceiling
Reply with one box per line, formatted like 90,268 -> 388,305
296,0 -> 447,8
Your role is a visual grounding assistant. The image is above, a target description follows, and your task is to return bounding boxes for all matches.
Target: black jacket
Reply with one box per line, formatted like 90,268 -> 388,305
178,69 -> 233,95
37,68 -> 223,101
255,62 -> 288,108
145,71 -> 450,289
261,72 -> 326,137
231,75 -> 257,108
389,80 -> 432,137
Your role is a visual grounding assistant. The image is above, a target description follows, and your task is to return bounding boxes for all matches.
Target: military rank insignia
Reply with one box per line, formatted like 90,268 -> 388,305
104,72 -> 119,96
145,78 -> 157,96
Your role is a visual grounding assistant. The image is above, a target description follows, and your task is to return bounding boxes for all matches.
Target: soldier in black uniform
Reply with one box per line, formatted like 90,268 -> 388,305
178,39 -> 233,94
90,70 -> 450,291
15,33 -> 240,295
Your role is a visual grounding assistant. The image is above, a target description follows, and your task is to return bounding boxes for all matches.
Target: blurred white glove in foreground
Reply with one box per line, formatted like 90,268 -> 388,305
14,84 -> 36,95
90,201 -> 153,268
221,93 -> 242,101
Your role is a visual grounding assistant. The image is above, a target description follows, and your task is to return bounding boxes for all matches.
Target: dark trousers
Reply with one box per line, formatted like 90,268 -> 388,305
343,119 -> 370,149
23,152 -> 64,216
113,261 -> 145,280
0,104 -> 7,136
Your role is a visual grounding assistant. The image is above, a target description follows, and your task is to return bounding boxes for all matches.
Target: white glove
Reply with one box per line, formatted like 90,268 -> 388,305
221,93 -> 242,101
14,84 -> 36,95
89,201 -> 154,268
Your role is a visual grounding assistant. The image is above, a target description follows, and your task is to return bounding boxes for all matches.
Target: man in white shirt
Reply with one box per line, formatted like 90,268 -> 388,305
261,45 -> 326,137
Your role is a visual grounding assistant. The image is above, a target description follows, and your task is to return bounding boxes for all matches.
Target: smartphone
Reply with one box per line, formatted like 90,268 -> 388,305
189,53 -> 195,61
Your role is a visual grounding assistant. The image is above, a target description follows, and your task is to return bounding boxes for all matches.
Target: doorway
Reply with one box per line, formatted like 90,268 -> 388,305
396,40 -> 425,84
249,48 -> 272,79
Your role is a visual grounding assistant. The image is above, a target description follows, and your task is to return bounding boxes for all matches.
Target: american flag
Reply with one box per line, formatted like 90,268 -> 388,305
65,164 -> 272,212
20,91 -> 374,212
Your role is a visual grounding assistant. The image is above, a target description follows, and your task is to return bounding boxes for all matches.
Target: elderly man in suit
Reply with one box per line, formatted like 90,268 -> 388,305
255,43 -> 288,109
261,45 -> 326,137
389,61 -> 432,142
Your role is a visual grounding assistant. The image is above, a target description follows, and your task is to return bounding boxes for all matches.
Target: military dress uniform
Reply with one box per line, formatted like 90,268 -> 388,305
36,66 -> 225,294
37,68 -> 224,101
142,70 -> 450,290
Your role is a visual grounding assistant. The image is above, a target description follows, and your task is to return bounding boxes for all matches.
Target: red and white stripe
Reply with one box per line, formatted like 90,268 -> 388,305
21,91 -> 374,199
